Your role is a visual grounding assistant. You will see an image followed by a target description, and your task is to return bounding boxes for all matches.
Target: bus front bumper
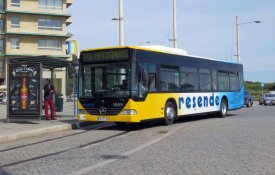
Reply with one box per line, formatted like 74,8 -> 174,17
78,113 -> 140,123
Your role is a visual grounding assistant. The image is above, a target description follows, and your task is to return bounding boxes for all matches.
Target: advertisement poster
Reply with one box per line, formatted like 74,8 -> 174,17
8,63 -> 41,120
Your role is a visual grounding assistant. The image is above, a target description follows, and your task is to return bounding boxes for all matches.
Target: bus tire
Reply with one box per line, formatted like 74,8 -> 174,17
164,101 -> 176,125
219,98 -> 228,118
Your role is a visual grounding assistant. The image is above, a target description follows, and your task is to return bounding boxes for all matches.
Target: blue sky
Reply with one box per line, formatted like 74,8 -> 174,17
68,0 -> 275,83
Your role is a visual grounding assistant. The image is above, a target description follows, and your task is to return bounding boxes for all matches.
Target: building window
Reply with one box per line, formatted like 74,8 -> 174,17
39,0 -> 62,10
38,18 -> 62,31
11,0 -> 20,7
0,39 -> 3,51
38,39 -> 62,50
0,61 -> 3,75
0,0 -> 4,10
0,19 -> 4,31
11,17 -> 20,28
11,38 -> 19,49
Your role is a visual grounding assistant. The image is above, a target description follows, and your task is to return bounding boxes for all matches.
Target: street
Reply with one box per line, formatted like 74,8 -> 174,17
0,103 -> 275,175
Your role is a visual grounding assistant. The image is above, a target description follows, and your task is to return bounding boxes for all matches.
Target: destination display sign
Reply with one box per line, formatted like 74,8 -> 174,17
81,49 -> 130,63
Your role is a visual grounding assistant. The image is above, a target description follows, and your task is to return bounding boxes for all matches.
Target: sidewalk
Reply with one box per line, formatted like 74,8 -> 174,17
0,102 -> 91,144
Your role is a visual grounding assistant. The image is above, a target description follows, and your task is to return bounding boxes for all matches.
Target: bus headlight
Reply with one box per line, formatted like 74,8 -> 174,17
78,109 -> 88,114
120,109 -> 137,115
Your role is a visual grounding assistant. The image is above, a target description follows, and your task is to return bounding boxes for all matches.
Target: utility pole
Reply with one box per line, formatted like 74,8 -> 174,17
236,16 -> 240,63
119,0 -> 124,46
173,0 -> 177,48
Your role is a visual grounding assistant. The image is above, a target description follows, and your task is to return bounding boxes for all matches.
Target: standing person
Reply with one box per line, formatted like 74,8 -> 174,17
44,79 -> 56,120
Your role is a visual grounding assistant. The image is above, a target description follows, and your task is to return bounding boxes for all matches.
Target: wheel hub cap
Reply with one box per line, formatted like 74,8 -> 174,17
166,107 -> 174,120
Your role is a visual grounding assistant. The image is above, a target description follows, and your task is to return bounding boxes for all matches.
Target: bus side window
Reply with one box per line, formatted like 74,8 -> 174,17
217,70 -> 229,91
199,69 -> 211,92
137,63 -> 149,98
161,82 -> 168,91
138,63 -> 157,92
161,66 -> 179,92
180,67 -> 198,92
230,72 -> 239,91
239,72 -> 243,88
149,73 -> 157,91
138,68 -> 148,83
212,69 -> 217,91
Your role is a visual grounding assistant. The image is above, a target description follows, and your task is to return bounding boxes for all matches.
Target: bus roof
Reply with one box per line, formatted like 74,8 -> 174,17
81,45 -> 239,64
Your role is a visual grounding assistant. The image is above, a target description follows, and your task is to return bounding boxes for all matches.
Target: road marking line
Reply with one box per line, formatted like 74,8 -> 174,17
68,124 -> 184,175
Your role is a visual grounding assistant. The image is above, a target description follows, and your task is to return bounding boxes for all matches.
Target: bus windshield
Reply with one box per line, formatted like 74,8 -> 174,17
79,63 -> 130,98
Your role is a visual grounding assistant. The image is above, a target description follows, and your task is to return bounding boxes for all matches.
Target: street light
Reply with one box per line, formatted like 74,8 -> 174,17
236,16 -> 260,63
168,0 -> 178,48
172,0 -> 177,48
112,0 -> 124,46
168,38 -> 177,42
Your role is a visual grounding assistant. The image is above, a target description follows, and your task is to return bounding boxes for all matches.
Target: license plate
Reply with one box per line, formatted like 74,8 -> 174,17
97,117 -> 109,121
79,115 -> 86,120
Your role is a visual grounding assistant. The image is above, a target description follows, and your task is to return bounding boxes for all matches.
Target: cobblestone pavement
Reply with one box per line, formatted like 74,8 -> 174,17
0,103 -> 275,175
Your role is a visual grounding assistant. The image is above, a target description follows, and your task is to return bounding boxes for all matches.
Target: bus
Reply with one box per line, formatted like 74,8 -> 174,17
77,46 -> 244,125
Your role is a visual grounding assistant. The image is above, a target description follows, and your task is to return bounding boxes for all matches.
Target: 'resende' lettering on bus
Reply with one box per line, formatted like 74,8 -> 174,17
178,95 -> 220,109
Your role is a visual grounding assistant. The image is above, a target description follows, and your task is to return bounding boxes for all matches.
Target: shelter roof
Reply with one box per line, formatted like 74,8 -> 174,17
8,56 -> 71,69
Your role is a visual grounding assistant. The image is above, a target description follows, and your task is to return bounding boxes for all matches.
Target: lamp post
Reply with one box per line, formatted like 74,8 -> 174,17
168,0 -> 177,48
112,0 -> 124,46
236,16 -> 260,63
72,59 -> 79,127
172,0 -> 177,48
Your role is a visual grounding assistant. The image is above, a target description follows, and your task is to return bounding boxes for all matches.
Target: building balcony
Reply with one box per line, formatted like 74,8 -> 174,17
66,0 -> 73,8
1,31 -> 71,38
66,16 -> 72,26
5,10 -> 71,18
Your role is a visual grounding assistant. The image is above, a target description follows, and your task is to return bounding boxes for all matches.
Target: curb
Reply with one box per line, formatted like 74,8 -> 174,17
0,121 -> 92,144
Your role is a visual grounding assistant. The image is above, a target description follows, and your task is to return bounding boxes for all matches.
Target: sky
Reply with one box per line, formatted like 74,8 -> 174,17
68,0 -> 275,83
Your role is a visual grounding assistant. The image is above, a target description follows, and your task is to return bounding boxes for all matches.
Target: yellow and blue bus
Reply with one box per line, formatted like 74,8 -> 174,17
77,46 -> 244,125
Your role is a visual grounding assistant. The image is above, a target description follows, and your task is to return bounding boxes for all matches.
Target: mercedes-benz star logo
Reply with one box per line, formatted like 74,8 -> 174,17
99,106 -> 107,114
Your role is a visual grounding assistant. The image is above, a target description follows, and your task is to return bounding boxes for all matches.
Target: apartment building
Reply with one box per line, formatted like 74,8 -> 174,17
0,0 -> 72,96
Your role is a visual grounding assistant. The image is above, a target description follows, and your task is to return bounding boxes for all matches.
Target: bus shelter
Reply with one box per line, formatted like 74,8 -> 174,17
7,56 -> 71,122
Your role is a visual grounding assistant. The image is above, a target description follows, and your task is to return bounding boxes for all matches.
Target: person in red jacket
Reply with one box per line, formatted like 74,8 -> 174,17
44,79 -> 56,120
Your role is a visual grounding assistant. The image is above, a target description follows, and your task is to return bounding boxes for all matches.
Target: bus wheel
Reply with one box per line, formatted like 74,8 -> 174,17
219,99 -> 228,118
164,101 -> 176,125
115,122 -> 127,127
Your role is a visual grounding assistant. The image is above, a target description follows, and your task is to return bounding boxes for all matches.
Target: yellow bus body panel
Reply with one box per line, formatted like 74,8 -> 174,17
77,93 -> 178,123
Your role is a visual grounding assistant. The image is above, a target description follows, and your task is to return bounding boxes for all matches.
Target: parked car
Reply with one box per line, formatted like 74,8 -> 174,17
259,93 -> 275,105
244,90 -> 253,107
